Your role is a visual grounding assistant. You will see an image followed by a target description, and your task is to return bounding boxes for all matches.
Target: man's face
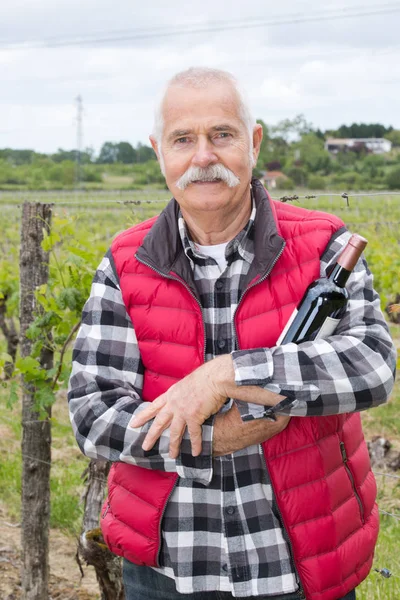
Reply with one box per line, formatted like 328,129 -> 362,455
150,83 -> 262,217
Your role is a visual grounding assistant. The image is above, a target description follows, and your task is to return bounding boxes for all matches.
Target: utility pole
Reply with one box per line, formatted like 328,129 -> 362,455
75,95 -> 83,189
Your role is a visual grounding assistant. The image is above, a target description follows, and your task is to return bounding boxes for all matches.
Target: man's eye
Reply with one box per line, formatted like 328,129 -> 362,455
175,137 -> 189,144
216,132 -> 232,139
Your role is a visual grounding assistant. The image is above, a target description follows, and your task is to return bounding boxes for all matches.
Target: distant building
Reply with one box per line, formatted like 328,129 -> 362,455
325,137 -> 392,155
259,170 -> 288,189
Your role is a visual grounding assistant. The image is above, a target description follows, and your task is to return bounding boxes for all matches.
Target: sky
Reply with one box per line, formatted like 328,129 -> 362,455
1,0 -> 399,155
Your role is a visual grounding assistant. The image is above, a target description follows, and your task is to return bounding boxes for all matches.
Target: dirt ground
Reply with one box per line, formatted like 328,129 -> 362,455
0,503 -> 99,600
0,394 -> 100,600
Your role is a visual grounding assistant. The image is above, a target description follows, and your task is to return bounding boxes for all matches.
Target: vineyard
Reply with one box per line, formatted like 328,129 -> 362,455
0,189 -> 399,599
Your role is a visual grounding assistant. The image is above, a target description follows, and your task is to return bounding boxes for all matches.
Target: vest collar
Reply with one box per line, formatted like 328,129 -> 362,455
135,178 -> 285,291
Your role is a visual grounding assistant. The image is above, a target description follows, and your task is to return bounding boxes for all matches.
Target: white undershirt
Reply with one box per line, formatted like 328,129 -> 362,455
194,241 -> 228,273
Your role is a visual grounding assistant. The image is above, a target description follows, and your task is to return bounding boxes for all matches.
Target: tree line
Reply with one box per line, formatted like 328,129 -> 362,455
0,141 -> 156,166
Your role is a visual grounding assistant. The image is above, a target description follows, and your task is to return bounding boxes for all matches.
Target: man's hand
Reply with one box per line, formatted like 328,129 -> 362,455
213,403 -> 291,456
130,354 -> 287,458
130,359 -> 228,458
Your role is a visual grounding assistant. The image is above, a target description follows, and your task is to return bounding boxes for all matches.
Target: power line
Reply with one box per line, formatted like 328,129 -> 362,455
2,2 -> 395,47
0,11 -> 308,46
1,3 -> 400,50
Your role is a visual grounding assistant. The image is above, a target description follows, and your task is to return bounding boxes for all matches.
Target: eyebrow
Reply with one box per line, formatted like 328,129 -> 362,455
210,124 -> 239,134
167,129 -> 193,142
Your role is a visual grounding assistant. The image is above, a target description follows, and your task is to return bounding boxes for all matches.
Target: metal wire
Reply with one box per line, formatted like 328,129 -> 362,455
379,510 -> 400,521
1,443 -> 400,519
374,471 -> 400,480
1,191 -> 400,208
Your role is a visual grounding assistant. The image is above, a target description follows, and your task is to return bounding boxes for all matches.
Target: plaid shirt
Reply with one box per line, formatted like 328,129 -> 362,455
68,203 -> 396,597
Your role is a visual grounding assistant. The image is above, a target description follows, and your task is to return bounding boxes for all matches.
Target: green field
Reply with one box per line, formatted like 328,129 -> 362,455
0,189 -> 399,598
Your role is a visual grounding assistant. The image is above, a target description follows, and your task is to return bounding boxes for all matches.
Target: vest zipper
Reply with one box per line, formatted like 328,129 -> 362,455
340,441 -> 365,523
156,477 -> 179,567
260,446 -> 305,599
230,239 -> 305,598
232,240 -> 286,351
102,502 -> 110,519
135,256 -> 207,363
134,256 -> 207,566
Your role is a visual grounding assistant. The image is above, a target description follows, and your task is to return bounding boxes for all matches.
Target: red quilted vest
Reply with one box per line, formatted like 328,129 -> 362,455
101,181 -> 378,600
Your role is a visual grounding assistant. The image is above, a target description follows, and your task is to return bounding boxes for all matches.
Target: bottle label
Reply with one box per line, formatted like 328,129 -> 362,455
315,316 -> 341,339
276,308 -> 298,345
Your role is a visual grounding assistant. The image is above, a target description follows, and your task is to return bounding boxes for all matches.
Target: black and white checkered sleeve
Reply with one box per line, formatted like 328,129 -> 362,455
68,250 -> 213,484
232,230 -> 397,418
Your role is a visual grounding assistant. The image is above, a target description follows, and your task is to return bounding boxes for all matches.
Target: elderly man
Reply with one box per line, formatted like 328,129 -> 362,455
68,67 -> 396,600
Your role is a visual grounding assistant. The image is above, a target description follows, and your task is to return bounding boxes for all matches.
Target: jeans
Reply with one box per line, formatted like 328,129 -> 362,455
123,560 -> 356,600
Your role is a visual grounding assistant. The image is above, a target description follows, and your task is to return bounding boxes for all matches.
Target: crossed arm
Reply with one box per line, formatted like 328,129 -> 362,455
130,238 -> 396,457
131,354 -> 289,458
67,253 -> 290,486
68,243 -> 396,478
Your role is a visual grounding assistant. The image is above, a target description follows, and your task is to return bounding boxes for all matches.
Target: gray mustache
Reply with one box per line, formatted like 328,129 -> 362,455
175,164 -> 240,190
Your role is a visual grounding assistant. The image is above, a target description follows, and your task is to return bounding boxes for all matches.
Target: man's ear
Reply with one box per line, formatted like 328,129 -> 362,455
252,124 -> 263,167
149,135 -> 160,161
150,135 -> 166,176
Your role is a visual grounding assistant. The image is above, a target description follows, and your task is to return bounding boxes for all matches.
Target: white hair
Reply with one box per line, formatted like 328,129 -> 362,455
153,67 -> 257,171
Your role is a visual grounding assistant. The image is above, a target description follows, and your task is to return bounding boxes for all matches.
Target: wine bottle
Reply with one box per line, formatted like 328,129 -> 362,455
262,233 -> 368,420
276,233 -> 368,346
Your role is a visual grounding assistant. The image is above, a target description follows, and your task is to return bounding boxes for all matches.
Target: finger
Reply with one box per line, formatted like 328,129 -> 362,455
168,417 -> 186,459
187,422 -> 203,457
141,410 -> 172,451
130,396 -> 166,428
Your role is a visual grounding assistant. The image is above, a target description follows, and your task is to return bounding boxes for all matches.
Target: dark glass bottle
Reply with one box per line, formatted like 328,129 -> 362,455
276,234 -> 368,345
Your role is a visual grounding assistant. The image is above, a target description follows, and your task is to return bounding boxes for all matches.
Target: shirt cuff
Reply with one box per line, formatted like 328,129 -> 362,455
231,348 -> 320,419
235,400 -> 268,422
231,348 -> 274,386
176,415 -> 215,485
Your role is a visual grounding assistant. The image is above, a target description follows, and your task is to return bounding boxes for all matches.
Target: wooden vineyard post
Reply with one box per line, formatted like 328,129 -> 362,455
78,459 -> 124,600
19,202 -> 53,600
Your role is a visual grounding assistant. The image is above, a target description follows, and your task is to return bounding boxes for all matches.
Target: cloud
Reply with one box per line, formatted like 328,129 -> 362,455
0,0 -> 398,152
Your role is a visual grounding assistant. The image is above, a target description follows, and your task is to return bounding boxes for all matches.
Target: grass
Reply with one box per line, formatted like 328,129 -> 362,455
0,444 -> 21,520
357,324 -> 400,598
362,325 -> 400,442
357,516 -> 400,599
0,388 -> 89,535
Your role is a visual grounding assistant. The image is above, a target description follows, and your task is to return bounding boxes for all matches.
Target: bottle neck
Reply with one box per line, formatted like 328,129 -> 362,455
327,263 -> 351,287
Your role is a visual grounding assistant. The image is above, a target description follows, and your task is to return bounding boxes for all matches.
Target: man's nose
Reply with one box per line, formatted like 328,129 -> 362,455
191,137 -> 218,168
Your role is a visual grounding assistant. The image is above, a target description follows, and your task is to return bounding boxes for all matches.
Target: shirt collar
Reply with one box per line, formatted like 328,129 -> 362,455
178,197 -> 256,269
